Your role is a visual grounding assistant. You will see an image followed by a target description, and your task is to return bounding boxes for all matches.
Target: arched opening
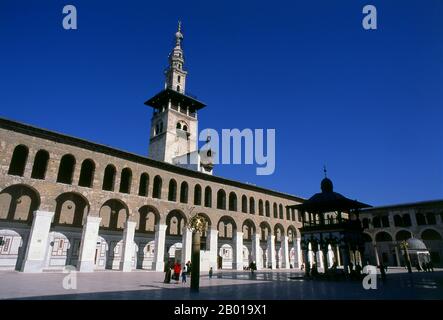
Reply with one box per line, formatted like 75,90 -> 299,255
180,182 -> 188,203
426,212 -> 436,225
242,220 -> 256,241
204,186 -> 212,207
362,218 -> 370,229
375,231 -> 393,242
259,222 -> 271,242
135,205 -> 159,233
0,184 -> 40,223
279,204 -> 283,219
274,224 -> 285,243
241,195 -> 247,213
372,216 -> 381,228
8,145 -> 28,176
421,229 -> 442,241
228,192 -> 237,211
166,210 -> 187,236
273,203 -> 278,218
176,122 -> 182,130
99,199 -> 129,230
54,192 -> 89,226
394,215 -> 403,227
168,179 -> 177,201
194,184 -> 202,205
286,207 -> 290,220
259,200 -> 264,216
403,214 -> 412,227
78,159 -> 95,188
381,216 -> 390,228
119,168 -> 132,194
249,197 -> 255,214
416,213 -> 426,226
217,189 -> 226,210
138,173 -> 149,197
395,230 -> 412,241
0,229 -> 24,270
102,165 -> 116,191
218,216 -> 237,239
265,201 -> 270,217
57,154 -> 76,184
31,150 -> 49,180
153,175 -> 162,199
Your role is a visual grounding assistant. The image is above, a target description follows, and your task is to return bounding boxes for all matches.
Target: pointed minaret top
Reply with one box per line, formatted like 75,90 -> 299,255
323,165 -> 327,178
175,20 -> 183,47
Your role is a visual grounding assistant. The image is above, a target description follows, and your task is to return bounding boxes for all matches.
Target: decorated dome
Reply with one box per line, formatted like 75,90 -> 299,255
406,238 -> 428,251
321,177 -> 333,193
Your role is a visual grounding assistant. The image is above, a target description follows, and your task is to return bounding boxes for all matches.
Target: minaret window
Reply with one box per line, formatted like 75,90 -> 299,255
176,122 -> 182,130
182,125 -> 188,132
177,85 -> 180,92
177,76 -> 181,83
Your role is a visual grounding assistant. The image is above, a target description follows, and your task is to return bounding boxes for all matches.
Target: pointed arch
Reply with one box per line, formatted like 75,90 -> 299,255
228,192 -> 237,211
194,184 -> 202,205
57,154 -> 76,184
180,181 -> 189,203
153,175 -> 163,199
204,186 -> 212,207
78,159 -> 95,188
8,145 -> 28,176
31,149 -> 49,180
168,179 -> 177,201
102,164 -> 116,191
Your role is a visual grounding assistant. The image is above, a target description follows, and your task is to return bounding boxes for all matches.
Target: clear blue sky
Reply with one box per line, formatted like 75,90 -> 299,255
1,0 -> 442,206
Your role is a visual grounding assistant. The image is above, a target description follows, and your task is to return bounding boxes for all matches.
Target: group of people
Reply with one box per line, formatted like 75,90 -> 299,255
416,261 -> 434,272
163,261 -> 192,284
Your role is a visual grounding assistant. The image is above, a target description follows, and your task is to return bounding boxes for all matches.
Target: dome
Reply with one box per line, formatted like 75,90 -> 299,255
175,31 -> 183,40
406,238 -> 428,251
321,177 -> 333,193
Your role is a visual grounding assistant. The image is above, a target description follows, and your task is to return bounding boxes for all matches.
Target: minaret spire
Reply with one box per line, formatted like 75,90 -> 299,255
165,21 -> 187,94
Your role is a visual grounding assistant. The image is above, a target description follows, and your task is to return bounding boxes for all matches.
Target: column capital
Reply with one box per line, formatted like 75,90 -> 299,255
84,215 -> 102,224
155,224 -> 167,232
33,210 -> 54,219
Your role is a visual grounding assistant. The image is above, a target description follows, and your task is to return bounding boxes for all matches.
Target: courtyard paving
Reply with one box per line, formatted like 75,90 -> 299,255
0,268 -> 442,300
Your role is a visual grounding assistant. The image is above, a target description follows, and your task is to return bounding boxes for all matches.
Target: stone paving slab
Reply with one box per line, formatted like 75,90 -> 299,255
0,269 -> 442,300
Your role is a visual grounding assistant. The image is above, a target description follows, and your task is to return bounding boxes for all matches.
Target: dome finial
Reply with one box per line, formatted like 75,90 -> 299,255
175,20 -> 183,46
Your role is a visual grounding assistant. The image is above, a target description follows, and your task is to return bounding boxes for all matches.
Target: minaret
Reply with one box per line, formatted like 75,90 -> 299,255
164,21 -> 187,94
144,22 -> 213,174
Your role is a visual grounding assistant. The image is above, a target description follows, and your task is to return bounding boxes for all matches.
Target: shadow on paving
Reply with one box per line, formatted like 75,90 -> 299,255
10,271 -> 443,300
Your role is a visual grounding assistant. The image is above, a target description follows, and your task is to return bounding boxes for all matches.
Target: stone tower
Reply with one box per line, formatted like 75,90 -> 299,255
145,22 -> 213,174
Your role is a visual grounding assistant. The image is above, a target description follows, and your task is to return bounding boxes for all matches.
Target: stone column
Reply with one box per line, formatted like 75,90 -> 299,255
335,246 -> 341,266
77,216 -> 101,272
120,220 -> 137,272
394,245 -> 401,266
181,226 -> 192,265
267,235 -> 276,269
296,238 -> 302,269
373,242 -> 380,266
339,246 -> 350,274
22,211 -> 54,273
207,228 -> 218,270
252,233 -> 262,270
233,231 -> 244,271
281,236 -> 290,269
153,224 -> 167,272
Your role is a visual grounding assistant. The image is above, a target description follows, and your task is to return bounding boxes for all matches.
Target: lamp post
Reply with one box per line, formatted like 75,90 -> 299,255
187,213 -> 207,292
400,240 -> 412,273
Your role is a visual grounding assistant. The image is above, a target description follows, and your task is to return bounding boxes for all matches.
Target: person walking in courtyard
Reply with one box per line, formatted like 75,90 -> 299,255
181,267 -> 187,284
164,263 -> 172,284
173,262 -> 181,283
209,267 -> 213,279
